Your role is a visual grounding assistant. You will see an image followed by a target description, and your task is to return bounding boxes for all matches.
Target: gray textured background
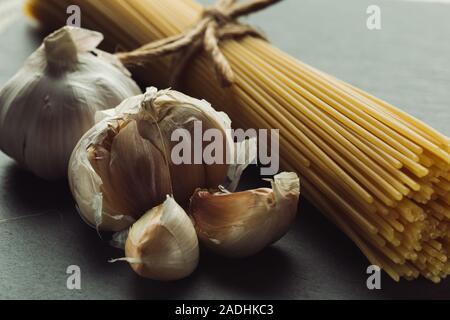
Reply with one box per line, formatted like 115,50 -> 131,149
0,0 -> 450,299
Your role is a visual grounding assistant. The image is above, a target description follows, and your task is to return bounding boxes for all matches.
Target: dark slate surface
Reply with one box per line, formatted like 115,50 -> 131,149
0,0 -> 449,299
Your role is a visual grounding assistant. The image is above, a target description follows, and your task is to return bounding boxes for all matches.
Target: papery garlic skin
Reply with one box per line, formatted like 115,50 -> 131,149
0,26 -> 141,180
190,172 -> 300,258
69,87 -> 239,231
116,196 -> 199,281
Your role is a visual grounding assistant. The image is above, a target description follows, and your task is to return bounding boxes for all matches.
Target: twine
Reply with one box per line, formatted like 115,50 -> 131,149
116,0 -> 281,88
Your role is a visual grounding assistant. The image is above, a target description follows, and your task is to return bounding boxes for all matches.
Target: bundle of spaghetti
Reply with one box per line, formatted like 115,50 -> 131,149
25,0 -> 450,282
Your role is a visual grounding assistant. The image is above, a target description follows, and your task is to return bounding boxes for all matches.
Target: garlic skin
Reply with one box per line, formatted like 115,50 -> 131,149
190,172 -> 300,258
113,196 -> 199,281
0,26 -> 141,180
69,87 -> 249,232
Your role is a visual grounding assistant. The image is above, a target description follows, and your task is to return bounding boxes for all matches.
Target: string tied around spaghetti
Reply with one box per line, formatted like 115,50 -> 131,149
116,0 -> 282,88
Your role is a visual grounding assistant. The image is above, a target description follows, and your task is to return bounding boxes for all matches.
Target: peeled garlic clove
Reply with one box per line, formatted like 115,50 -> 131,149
0,26 -> 141,180
190,172 -> 300,258
69,87 -> 238,231
114,196 -> 199,281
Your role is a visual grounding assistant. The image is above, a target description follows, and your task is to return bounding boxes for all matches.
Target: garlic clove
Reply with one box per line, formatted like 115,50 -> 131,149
267,172 -> 302,243
137,88 -> 232,203
112,196 -> 199,281
0,26 -> 141,180
190,172 -> 300,258
89,119 -> 172,222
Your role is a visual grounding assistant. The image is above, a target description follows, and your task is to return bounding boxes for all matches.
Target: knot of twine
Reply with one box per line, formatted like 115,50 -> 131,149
117,0 -> 281,88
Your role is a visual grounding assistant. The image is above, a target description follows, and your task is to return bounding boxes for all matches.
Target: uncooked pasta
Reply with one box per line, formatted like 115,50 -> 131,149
25,0 -> 450,282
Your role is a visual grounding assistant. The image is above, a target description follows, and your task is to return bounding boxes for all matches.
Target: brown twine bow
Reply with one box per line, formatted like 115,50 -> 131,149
116,0 -> 282,88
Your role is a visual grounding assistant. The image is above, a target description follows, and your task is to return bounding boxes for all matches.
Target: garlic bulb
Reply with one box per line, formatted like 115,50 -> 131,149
69,87 -> 250,231
0,26 -> 141,180
190,172 -> 300,258
111,196 -> 199,281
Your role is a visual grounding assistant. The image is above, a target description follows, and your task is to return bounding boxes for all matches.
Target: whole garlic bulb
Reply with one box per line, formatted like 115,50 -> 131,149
190,172 -> 300,258
0,26 -> 141,180
69,87 -> 239,232
111,196 -> 199,281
